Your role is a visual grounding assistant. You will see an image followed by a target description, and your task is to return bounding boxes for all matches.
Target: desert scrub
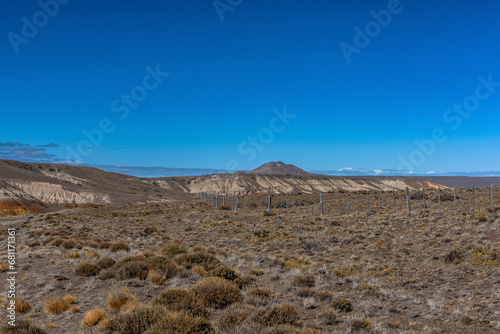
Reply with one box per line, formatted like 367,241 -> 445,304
81,308 -> 107,327
109,242 -> 130,252
115,261 -> 150,280
96,257 -> 116,269
317,309 -> 337,325
329,298 -> 352,312
349,318 -> 373,331
63,251 -> 80,259
164,261 -> 181,279
146,255 -> 171,270
148,269 -> 164,285
146,311 -> 214,334
112,306 -> 164,334
99,241 -> 113,249
246,287 -> 274,307
173,251 -> 222,271
469,246 -> 500,265
443,250 -> 463,264
152,289 -> 209,318
61,238 -> 81,249
107,290 -> 134,310
75,263 -> 101,277
252,303 -> 298,327
205,266 -> 238,281
14,298 -> 31,313
192,277 -> 241,309
44,297 -> 69,314
292,273 -> 315,287
159,241 -> 187,257
0,320 -> 47,333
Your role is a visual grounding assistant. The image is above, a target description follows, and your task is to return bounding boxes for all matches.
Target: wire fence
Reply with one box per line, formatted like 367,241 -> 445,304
197,185 -> 500,220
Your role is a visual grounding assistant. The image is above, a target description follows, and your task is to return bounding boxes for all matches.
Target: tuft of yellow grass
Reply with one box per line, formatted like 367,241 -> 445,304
81,308 -> 107,327
46,323 -> 57,328
0,263 -> 9,271
70,306 -> 81,313
63,295 -> 76,305
86,251 -> 100,259
148,270 -> 164,285
106,290 -> 133,310
15,298 -> 31,313
49,259 -> 55,264
63,251 -> 80,259
33,253 -> 41,258
44,297 -> 69,314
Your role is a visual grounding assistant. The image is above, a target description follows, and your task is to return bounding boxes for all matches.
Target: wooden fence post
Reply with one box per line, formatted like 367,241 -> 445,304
366,191 -> 370,216
234,197 -> 239,212
423,187 -> 426,218
346,192 -> 350,215
378,191 -> 381,217
338,192 -> 342,216
392,189 -> 396,214
492,184 -> 496,220
438,187 -> 441,216
357,191 -> 360,215
320,193 -> 324,215
472,185 -> 475,215
454,186 -> 457,217
405,187 -> 411,216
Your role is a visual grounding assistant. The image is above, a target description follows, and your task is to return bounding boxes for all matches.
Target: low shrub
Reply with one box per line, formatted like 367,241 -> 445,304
115,261 -> 150,280
81,308 -> 107,327
75,263 -> 101,277
96,257 -> 116,270
192,277 -> 241,309
253,303 -> 297,327
173,251 -> 222,271
109,242 -> 130,252
329,298 -> 352,312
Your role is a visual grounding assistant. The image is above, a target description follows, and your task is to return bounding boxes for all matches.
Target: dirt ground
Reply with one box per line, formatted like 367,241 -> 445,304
0,189 -> 499,333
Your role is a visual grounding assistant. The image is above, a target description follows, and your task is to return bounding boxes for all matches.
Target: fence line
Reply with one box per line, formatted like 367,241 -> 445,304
197,184 -> 499,220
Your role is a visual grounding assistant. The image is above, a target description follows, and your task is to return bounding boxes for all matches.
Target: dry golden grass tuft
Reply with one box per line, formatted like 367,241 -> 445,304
63,295 -> 76,305
106,290 -> 134,310
86,251 -> 100,259
44,297 -> 69,314
0,263 -> 8,272
148,269 -> 164,285
63,251 -> 80,259
70,306 -> 81,313
14,298 -> 31,313
109,242 -> 130,252
32,252 -> 41,258
49,258 -> 55,264
45,322 -> 57,328
81,308 -> 107,327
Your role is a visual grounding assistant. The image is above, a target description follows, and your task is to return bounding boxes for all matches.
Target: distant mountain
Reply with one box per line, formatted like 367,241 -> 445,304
249,161 -> 312,176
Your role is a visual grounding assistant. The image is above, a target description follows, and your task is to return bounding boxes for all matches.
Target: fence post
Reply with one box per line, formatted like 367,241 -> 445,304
357,191 -> 360,215
367,191 -> 370,216
268,195 -> 272,213
320,193 -> 324,215
405,187 -> 411,216
472,185 -> 475,215
438,187 -> 441,216
378,191 -> 381,217
423,187 -> 426,218
234,197 -> 239,212
298,195 -> 301,214
392,189 -> 396,214
338,192 -> 342,216
492,184 -> 496,220
215,196 -> 218,209
346,192 -> 350,215
454,186 -> 457,217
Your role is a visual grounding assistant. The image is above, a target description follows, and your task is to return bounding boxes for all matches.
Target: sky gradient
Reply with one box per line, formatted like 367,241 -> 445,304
2,0 -> 500,176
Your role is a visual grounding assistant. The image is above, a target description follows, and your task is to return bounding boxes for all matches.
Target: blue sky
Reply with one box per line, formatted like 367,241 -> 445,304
1,0 -> 500,176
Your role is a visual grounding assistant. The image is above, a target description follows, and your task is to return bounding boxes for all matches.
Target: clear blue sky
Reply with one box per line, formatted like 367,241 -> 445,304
1,0 -> 500,175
